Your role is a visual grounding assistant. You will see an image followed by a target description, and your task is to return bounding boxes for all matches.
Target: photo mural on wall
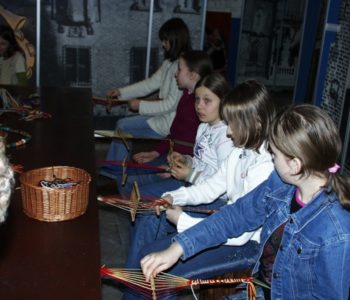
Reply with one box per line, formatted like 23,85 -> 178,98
51,0 -> 101,37
237,0 -> 275,79
40,0 -> 202,97
236,0 -> 305,87
130,0 -> 200,14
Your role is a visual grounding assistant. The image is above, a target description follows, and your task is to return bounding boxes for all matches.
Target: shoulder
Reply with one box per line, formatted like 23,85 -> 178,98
162,59 -> 177,69
12,51 -> 25,62
178,90 -> 194,105
254,142 -> 272,161
196,123 -> 208,135
212,121 -> 228,136
326,197 -> 350,232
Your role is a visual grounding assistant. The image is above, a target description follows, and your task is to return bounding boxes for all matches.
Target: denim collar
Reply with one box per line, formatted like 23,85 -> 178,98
268,181 -> 337,231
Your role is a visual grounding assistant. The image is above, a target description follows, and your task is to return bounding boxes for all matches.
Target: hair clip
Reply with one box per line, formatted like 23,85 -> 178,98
328,163 -> 340,173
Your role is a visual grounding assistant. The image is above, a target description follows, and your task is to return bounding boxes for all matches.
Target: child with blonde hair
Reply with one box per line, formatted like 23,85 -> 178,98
142,105 -> 350,300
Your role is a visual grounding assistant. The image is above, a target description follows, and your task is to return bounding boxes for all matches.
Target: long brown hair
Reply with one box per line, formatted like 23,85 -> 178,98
0,25 -> 20,58
195,73 -> 231,104
269,104 -> 350,210
158,18 -> 191,62
221,80 -> 275,150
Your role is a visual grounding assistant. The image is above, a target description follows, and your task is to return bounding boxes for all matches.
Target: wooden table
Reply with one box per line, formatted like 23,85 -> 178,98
0,86 -> 101,299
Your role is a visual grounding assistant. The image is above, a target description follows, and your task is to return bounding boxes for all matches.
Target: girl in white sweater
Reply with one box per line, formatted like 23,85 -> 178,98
101,18 -> 192,180
106,18 -> 191,137
123,73 -> 233,278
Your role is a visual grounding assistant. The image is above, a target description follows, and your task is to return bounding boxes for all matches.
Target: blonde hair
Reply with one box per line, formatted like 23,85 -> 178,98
269,104 -> 350,210
0,137 -> 14,223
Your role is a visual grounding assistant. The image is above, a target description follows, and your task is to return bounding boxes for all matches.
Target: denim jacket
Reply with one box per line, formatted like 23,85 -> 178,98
174,171 -> 350,299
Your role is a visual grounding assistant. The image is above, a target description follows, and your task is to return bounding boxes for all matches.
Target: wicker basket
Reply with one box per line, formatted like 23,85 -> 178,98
20,166 -> 91,222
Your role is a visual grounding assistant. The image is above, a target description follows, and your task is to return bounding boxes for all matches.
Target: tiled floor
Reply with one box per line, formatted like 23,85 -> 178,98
99,200 -> 130,300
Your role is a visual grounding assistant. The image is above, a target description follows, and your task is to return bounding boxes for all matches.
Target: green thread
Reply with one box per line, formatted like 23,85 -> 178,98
0,126 -> 32,149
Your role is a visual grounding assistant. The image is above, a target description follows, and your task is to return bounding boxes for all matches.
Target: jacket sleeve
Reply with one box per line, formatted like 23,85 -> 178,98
176,151 -> 273,246
139,61 -> 182,116
313,241 -> 350,299
119,61 -> 164,99
176,212 -> 261,246
173,174 -> 272,260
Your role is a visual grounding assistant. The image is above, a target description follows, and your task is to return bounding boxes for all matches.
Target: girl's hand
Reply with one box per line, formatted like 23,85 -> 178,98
166,206 -> 183,225
167,151 -> 185,167
141,242 -> 184,282
106,88 -> 120,98
157,164 -> 172,179
129,99 -> 141,111
154,195 -> 173,215
133,151 -> 159,164
170,160 -> 190,181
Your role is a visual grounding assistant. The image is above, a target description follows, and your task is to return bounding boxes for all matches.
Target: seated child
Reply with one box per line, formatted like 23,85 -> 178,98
101,18 -> 192,166
122,80 -> 275,299
123,73 -> 233,276
142,105 -> 350,300
101,50 -> 214,195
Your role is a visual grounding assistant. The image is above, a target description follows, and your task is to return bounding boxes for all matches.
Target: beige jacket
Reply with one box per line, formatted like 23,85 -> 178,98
0,52 -> 26,85
119,59 -> 182,136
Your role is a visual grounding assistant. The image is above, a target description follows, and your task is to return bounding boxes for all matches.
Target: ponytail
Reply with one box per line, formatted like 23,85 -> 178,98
327,172 -> 350,211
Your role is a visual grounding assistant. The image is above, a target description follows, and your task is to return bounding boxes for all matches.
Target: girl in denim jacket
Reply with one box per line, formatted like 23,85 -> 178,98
141,105 -> 350,300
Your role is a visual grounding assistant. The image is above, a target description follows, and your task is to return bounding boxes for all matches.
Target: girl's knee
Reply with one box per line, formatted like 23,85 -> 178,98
116,117 -> 129,130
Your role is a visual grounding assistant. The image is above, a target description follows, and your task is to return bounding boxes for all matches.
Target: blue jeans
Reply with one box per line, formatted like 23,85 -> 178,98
122,199 -> 240,300
223,285 -> 266,300
125,173 -> 188,263
100,115 -> 164,190
119,155 -> 184,197
122,237 -> 260,300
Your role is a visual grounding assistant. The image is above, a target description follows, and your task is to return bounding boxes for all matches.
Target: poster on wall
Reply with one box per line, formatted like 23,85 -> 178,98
237,0 -> 275,79
40,0 -> 203,96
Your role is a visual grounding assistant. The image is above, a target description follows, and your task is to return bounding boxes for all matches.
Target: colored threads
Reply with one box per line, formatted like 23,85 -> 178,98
0,126 -> 31,149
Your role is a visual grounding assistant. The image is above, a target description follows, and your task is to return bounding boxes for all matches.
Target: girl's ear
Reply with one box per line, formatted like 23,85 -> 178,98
289,157 -> 302,175
190,71 -> 200,82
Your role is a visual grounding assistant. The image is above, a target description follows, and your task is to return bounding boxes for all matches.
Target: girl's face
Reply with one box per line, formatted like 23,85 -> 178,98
0,36 -> 9,56
195,86 -> 221,125
175,58 -> 195,90
269,142 -> 296,184
161,39 -> 171,52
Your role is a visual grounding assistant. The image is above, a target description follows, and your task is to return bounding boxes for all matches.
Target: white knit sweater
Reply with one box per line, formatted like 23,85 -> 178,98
119,59 -> 182,136
164,143 -> 274,246
187,121 -> 233,184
